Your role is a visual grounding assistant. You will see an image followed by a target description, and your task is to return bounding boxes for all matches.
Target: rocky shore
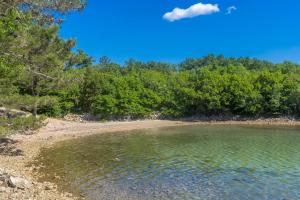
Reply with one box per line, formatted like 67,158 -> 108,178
1,118 -> 300,199
0,167 -> 78,200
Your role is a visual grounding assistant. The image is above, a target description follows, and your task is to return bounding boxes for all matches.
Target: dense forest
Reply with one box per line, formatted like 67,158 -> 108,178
1,0 -> 300,134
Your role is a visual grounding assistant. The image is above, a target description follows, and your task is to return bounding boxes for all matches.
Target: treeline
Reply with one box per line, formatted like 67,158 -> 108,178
1,1 -> 300,124
61,58 -> 300,119
3,55 -> 300,120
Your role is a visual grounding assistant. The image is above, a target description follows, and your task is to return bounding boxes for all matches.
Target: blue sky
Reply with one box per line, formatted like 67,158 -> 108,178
60,0 -> 300,64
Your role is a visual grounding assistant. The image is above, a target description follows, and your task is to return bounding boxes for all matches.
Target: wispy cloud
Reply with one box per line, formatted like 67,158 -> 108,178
226,6 -> 237,15
163,3 -> 220,22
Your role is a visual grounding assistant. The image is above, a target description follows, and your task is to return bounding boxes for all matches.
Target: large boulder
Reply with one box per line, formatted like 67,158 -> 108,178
7,109 -> 31,118
0,168 -> 32,190
8,176 -> 32,190
0,107 -> 31,119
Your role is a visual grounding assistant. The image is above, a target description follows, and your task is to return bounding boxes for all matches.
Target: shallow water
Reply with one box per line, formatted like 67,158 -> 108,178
37,125 -> 300,200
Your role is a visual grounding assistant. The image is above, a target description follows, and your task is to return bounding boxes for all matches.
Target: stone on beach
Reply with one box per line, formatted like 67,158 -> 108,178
8,176 -> 33,190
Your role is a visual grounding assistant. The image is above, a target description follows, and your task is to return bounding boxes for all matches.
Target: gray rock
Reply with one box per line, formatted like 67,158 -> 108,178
0,107 -> 32,118
7,109 -> 31,119
8,176 -> 32,190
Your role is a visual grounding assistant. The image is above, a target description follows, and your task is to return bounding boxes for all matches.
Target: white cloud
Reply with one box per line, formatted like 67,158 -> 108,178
226,6 -> 237,15
163,3 -> 220,22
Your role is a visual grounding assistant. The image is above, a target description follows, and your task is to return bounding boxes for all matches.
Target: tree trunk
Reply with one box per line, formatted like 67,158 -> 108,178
31,70 -> 39,119
33,99 -> 38,118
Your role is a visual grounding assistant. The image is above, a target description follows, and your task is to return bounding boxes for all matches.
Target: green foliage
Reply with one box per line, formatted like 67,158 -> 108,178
191,66 -> 263,115
0,126 -> 9,137
3,53 -> 300,120
74,61 -> 300,119
0,116 -> 45,136
0,95 -> 67,117
0,0 -> 87,135
1,1 -> 300,124
0,0 -> 87,24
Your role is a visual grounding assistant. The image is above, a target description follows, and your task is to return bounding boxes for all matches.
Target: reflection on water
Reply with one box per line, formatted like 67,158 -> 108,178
37,125 -> 300,200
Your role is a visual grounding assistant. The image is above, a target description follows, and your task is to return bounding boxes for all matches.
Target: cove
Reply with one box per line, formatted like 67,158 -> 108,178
36,125 -> 300,200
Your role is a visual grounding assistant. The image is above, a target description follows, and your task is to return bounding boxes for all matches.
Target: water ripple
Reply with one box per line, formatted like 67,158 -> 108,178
37,125 -> 300,200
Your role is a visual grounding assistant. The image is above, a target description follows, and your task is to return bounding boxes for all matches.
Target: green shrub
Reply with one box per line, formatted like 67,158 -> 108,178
0,126 -> 9,136
9,116 -> 45,131
0,95 -> 69,117
0,116 -> 45,136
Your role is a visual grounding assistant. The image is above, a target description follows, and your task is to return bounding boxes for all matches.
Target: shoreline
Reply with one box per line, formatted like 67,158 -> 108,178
1,118 -> 300,199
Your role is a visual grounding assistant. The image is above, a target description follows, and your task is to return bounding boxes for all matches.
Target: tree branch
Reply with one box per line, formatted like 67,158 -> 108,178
27,67 -> 56,80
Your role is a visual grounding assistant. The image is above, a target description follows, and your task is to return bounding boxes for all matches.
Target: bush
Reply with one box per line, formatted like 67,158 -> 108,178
9,116 -> 45,131
0,126 -> 9,136
0,116 -> 45,136
0,95 -> 70,117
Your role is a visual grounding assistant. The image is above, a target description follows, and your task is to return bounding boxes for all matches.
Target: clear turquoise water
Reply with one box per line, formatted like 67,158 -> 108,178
37,125 -> 300,200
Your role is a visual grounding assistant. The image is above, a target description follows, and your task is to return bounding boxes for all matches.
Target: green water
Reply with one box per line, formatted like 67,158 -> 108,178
37,125 -> 300,200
